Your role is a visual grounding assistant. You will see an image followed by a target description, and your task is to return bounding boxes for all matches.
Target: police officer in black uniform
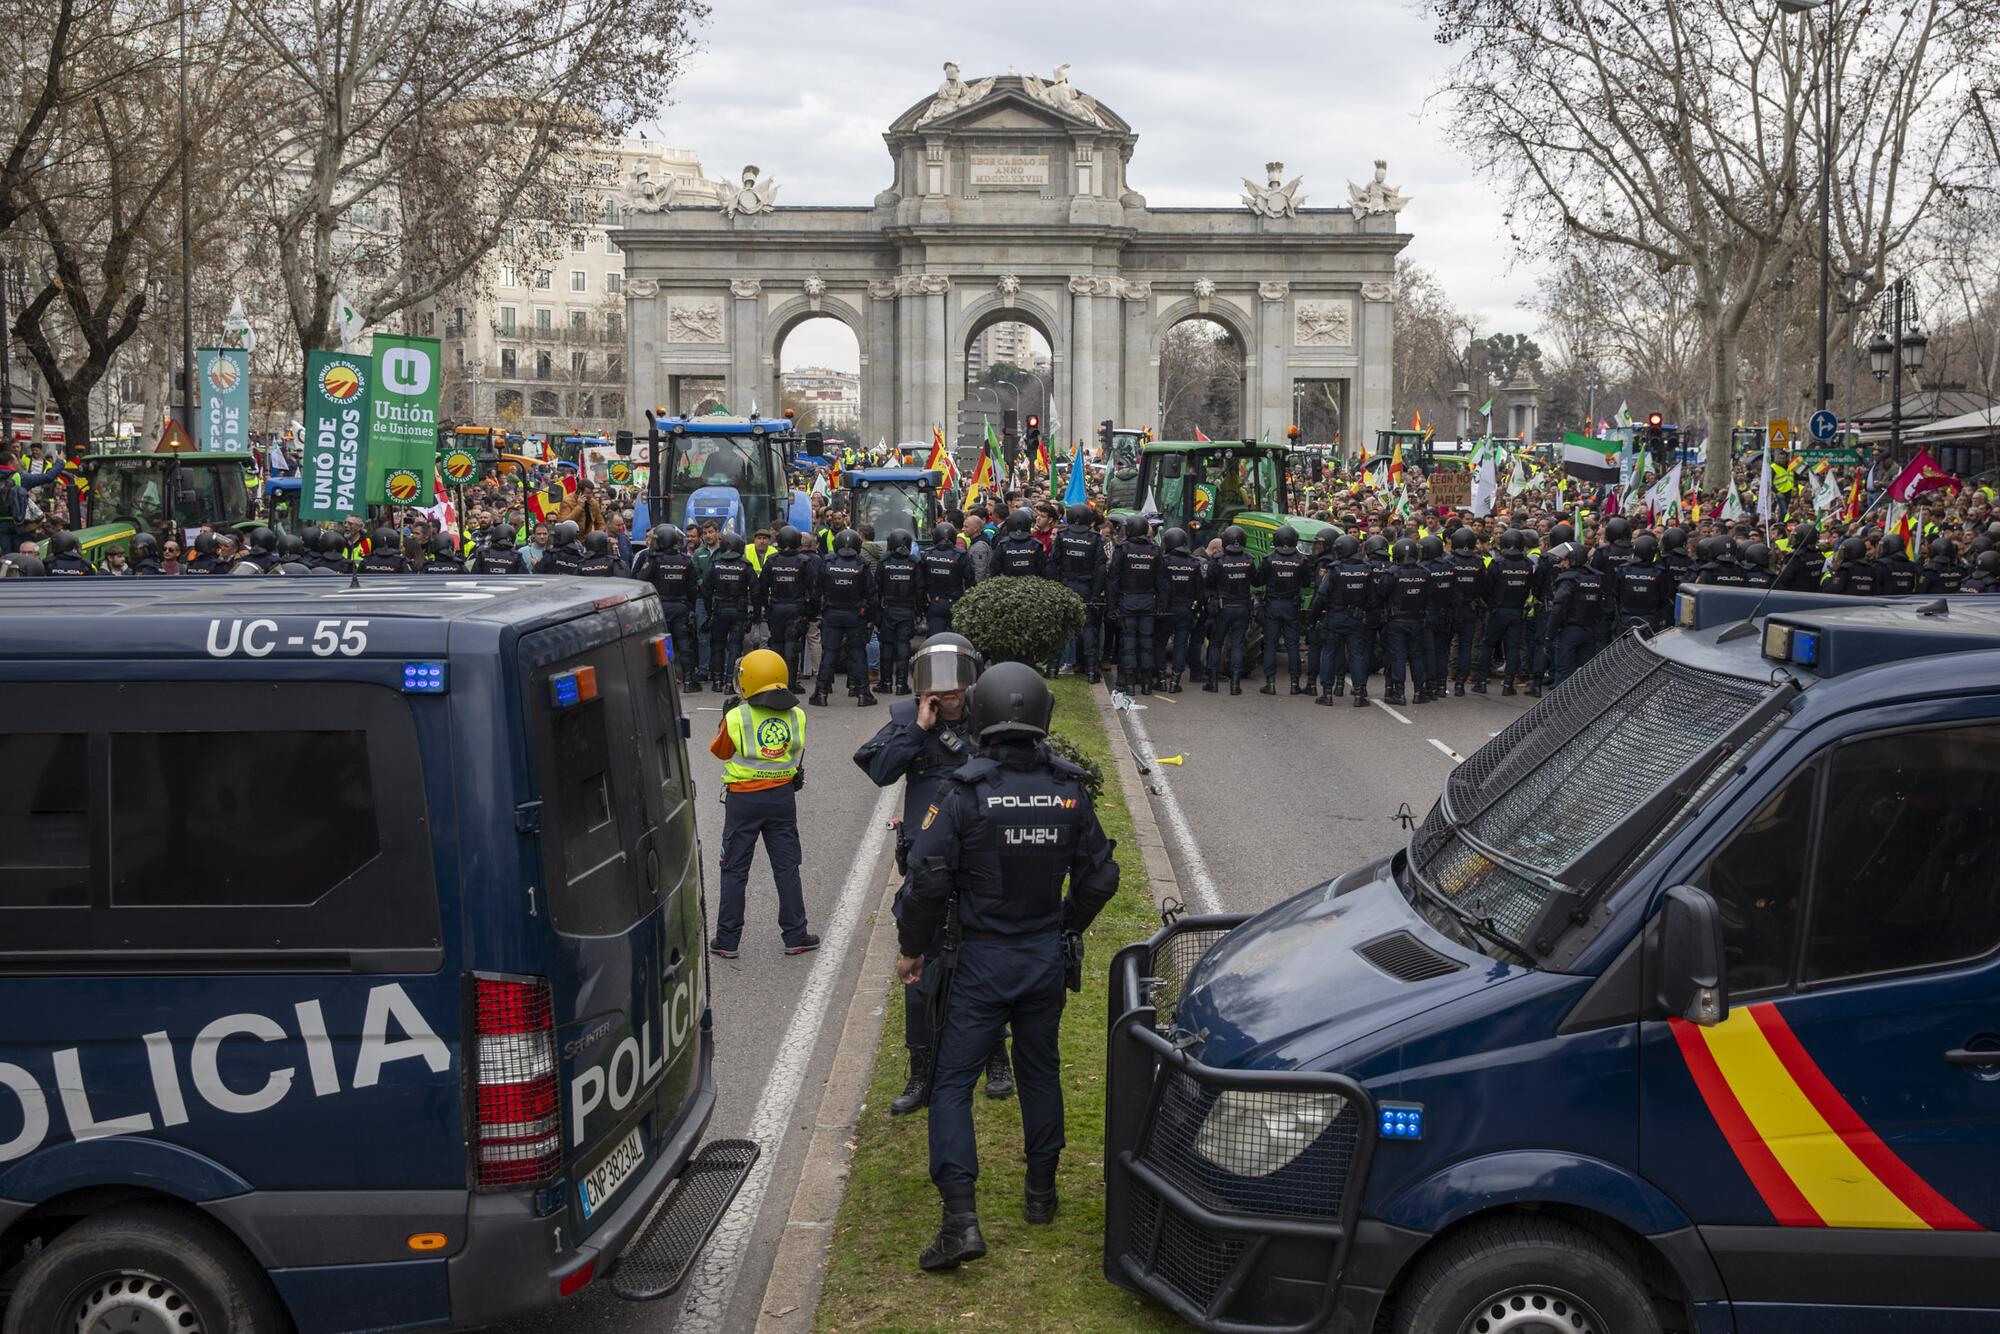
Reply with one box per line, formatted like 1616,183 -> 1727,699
1301,528 -> 1342,690
1825,536 -> 1880,595
875,530 -> 926,695
314,528 -> 350,574
1156,528 -> 1205,693
1529,522 -> 1574,694
1773,523 -> 1824,591
632,524 -> 701,691
1739,542 -> 1775,588
762,525 -> 817,689
1106,514 -> 1164,696
423,532 -> 466,574
1256,524 -> 1310,695
814,530 -> 877,707
358,528 -> 412,574
1612,532 -> 1671,633
1919,538 -> 1965,594
1698,537 -> 1748,586
1963,549 -> 2000,593
899,662 -> 1119,1272
536,520 -> 586,575
1876,533 -> 1921,594
242,526 -> 282,573
1548,542 -> 1608,685
1380,539 -> 1430,707
702,533 -> 757,689
1659,526 -> 1697,593
1048,506 -> 1105,681
183,531 -> 224,575
577,530 -> 620,577
920,521 -> 973,636
1418,535 -> 1455,704
1307,534 -> 1375,707
129,532 -> 168,576
853,634 -> 1011,1117
992,509 -> 1045,579
1204,526 -> 1256,694
1444,527 -> 1488,696
1474,530 -> 1535,695
472,523 -> 530,575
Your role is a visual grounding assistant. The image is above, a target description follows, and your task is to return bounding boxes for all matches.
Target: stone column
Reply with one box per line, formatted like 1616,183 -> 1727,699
896,278 -> 924,443
729,278 -> 763,414
921,274 -> 949,438
865,280 -> 898,448
1120,279 -> 1152,433
626,278 -> 661,421
1359,281 -> 1394,448
1256,281 -> 1290,443
1069,275 -> 1095,446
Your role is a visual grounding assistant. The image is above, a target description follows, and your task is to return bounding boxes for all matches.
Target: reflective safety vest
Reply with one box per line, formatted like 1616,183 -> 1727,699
722,701 -> 805,788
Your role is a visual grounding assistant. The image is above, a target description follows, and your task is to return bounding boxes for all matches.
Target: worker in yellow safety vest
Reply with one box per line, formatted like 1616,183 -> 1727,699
708,649 -> 818,958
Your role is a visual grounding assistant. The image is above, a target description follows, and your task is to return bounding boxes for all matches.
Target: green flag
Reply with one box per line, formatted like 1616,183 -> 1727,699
1477,398 -> 1493,417
300,350 -> 372,521
196,348 -> 250,452
367,334 -> 442,507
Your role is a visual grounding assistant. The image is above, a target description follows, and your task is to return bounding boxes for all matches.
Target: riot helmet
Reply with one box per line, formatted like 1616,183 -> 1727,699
909,632 -> 980,695
1334,534 -> 1360,560
1980,550 -> 2000,575
1420,535 -> 1444,561
776,524 -> 802,552
248,526 -> 277,555
1273,525 -> 1299,551
1007,508 -> 1035,536
932,521 -> 958,549
584,530 -> 611,556
279,533 -> 306,558
647,523 -> 678,552
1066,503 -> 1094,527
1123,513 -> 1149,541
835,530 -> 863,556
887,528 -> 914,556
1392,539 -> 1418,564
722,532 -> 746,555
1838,536 -> 1867,563
966,660 -> 1053,743
1604,516 -> 1631,544
50,530 -> 80,558
552,520 -> 580,548
372,527 -> 398,553
318,528 -> 345,555
1549,522 -> 1575,547
1662,526 -> 1687,553
1363,534 -> 1389,559
1790,523 -> 1817,552
298,525 -> 323,551
192,531 -> 217,558
1222,525 -> 1247,554
1631,532 -> 1660,562
1161,527 -> 1189,553
1450,526 -> 1477,553
1882,533 -> 1907,560
131,532 -> 159,561
1931,537 -> 1959,563
1743,542 -> 1771,569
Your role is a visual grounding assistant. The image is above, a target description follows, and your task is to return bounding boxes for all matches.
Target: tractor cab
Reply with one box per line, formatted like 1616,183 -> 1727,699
648,415 -> 812,537
76,450 -> 257,564
1099,428 -> 1152,512
842,467 -> 944,541
1119,441 -> 1330,559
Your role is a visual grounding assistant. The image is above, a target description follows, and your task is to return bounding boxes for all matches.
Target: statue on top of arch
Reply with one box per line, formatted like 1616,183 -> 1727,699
1241,162 -> 1304,219
1347,160 -> 1411,220
918,61 -> 996,123
1020,64 -> 1107,127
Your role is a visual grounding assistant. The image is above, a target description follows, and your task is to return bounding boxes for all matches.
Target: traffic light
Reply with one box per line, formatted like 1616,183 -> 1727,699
1025,414 -> 1041,450
1098,419 -> 1114,454
1645,412 -> 1665,452
1002,407 -> 1019,454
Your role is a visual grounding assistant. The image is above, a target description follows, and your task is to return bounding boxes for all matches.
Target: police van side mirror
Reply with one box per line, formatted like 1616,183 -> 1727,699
1647,884 -> 1728,1027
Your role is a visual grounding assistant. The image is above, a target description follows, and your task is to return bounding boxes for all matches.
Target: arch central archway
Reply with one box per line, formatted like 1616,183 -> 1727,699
953,292 -> 1061,463
768,298 -> 865,439
1156,311 -> 1248,441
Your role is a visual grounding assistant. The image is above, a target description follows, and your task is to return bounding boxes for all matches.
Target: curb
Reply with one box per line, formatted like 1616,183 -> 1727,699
1093,682 -> 1186,911
750,869 -> 902,1333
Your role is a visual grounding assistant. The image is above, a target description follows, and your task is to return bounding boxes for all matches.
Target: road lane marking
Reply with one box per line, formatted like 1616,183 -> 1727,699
677,782 -> 900,1331
1427,738 -> 1464,763
1114,704 -> 1223,916
1371,699 -> 1412,725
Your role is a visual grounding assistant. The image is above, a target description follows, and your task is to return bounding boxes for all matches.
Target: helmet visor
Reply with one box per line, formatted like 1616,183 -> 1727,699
910,639 -> 979,695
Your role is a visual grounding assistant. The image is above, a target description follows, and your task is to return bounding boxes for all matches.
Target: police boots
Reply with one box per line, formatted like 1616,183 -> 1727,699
1386,685 -> 1407,707
1260,675 -> 1277,695
1502,681 -> 1518,696
1454,681 -> 1467,697
918,1206 -> 988,1272
1352,686 -> 1368,708
1202,671 -> 1219,693
890,1050 -> 931,1116
1290,674 -> 1306,695
1315,685 -> 1334,707
984,1040 -> 1014,1100
895,670 -> 911,696
1471,677 -> 1489,694
1229,674 -> 1243,696
1024,1157 -> 1059,1225
1169,672 -> 1183,694
809,687 -> 830,707
1527,679 -> 1544,698
683,672 -> 704,695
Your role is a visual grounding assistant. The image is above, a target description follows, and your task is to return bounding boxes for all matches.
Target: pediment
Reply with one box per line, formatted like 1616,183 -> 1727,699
931,92 -> 1087,133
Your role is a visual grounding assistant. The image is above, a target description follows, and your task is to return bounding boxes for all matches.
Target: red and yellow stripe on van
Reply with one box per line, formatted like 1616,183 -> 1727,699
1671,1002 -> 1978,1230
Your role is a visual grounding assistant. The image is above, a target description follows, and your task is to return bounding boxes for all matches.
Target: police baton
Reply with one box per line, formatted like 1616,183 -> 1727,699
925,894 -> 962,1043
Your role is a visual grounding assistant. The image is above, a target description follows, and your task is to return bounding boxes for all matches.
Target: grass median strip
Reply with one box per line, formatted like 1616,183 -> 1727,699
815,676 -> 1178,1333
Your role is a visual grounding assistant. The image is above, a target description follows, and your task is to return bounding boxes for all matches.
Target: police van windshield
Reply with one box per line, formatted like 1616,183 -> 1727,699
1404,636 -> 1790,962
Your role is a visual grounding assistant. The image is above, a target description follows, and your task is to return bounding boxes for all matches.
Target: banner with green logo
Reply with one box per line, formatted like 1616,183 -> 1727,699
196,347 -> 250,452
367,333 -> 442,507
300,349 -> 372,520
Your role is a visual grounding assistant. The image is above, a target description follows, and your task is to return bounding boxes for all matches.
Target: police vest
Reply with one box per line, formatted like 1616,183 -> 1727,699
722,701 -> 805,788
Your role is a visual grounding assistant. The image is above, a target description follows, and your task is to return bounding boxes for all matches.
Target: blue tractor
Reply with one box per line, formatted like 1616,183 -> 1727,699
643,413 -> 813,537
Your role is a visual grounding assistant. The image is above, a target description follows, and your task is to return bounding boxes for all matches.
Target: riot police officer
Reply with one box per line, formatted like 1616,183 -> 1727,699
296,526 -> 326,570
242,527 -> 282,573
632,525 -> 702,691
471,523 -> 530,575
1301,528 -> 1343,689
703,533 -> 758,689
1698,537 -> 1748,587
762,526 -> 817,689
577,529 -> 620,577
1307,534 -> 1375,707
1379,540 -> 1431,707
1739,542 -> 1775,588
1659,526 -> 1697,593
358,528 -> 411,574
899,662 -> 1119,1271
815,530 -> 876,707
1612,532 -> 1670,632
1919,538 -> 1965,594
875,530 -> 927,695
1418,535 -> 1455,704
130,532 -> 168,577
1444,527 -> 1488,696
316,527 -> 351,574
1204,526 -> 1257,694
991,509 -> 1044,579
920,521 -> 973,635
1106,514 -> 1165,695
1155,528 -> 1205,693
1048,505 -> 1105,681
423,532 -> 466,574
853,634 -> 1009,1117
1963,549 -> 2000,593
1773,523 -> 1823,591
1256,524 -> 1310,695
183,531 -> 224,575
1474,530 -> 1536,695
1548,543 -> 1608,685
536,520 -> 586,575
1876,533 -> 1921,594
1825,536 -> 1880,595
1528,522 -> 1574,695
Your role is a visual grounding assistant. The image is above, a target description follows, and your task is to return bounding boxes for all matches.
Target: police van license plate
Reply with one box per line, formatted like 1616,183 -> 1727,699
579,1128 -> 646,1220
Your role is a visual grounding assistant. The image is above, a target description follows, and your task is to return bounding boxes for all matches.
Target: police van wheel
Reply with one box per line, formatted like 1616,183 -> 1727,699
1391,1217 -> 1659,1334
3,1204 -> 284,1334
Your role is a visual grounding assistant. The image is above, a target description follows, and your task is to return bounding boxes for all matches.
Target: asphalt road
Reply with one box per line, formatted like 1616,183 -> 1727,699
490,685 -> 898,1334
1105,673 -> 1534,917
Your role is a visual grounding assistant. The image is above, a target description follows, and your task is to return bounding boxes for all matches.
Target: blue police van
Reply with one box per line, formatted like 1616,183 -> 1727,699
1107,586 -> 2000,1333
0,576 -> 755,1332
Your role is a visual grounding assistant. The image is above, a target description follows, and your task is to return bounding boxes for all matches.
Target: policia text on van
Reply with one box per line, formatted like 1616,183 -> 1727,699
1106,585 -> 2000,1334
0,577 -> 755,1333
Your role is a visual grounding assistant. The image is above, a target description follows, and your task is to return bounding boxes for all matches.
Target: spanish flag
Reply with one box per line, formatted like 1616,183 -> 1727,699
926,424 -> 959,488
1843,471 -> 1863,523
1388,438 -> 1405,488
1034,438 -> 1050,475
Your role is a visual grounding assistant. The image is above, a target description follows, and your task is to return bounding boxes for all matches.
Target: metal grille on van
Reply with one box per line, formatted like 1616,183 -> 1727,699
473,975 -> 562,1189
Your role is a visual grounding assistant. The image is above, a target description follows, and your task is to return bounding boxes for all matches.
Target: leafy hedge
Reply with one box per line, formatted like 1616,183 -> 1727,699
951,575 -> 1086,666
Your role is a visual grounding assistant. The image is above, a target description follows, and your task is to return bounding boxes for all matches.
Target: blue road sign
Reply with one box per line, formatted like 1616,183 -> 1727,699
1808,409 -> 1838,443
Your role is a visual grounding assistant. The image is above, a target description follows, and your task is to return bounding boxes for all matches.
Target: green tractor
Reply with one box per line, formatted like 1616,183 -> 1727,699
1110,440 -> 1332,559
73,450 -> 259,565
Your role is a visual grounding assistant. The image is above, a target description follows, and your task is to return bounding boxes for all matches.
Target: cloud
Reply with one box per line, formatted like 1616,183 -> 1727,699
647,0 -> 1541,370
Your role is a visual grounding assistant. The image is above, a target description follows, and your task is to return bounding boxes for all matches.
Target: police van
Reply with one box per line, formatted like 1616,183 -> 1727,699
0,577 -> 754,1332
1107,586 -> 2000,1333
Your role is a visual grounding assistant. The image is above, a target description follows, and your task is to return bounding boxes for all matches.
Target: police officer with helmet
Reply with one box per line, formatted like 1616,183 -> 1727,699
1204,525 -> 1257,693
1157,528 -> 1205,693
762,525 -> 817,689
854,633 -> 1013,1117
702,533 -> 758,690
536,520 -> 586,575
708,648 -> 818,958
920,521 -> 974,635
358,528 -> 411,574
876,530 -> 927,695
1548,542 -> 1608,685
992,509 -> 1045,578
632,524 -> 701,691
814,530 -> 877,708
899,661 -> 1119,1272
1106,514 -> 1165,695
1474,530 -> 1535,695
1256,525 -> 1310,695
1048,504 -> 1106,681
1305,533 -> 1376,707
472,523 -> 530,575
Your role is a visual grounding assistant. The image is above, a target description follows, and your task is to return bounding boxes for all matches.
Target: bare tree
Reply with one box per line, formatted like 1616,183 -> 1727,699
1157,319 -> 1244,439
1423,0 -> 1997,489
237,0 -> 706,353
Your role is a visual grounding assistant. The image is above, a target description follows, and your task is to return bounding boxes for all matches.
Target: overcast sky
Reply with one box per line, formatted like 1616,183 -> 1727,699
643,0 -> 1538,371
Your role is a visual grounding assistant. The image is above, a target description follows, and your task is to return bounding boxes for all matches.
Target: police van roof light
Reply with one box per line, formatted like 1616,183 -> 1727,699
1791,629 -> 1820,667
1675,593 -> 1698,629
549,666 -> 598,709
402,661 -> 448,694
646,634 -> 671,668
1762,622 -> 1794,663
1379,1102 -> 1424,1140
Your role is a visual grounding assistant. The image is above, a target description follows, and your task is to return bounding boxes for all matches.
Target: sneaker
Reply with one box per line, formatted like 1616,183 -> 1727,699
784,934 -> 821,956
708,940 -> 739,959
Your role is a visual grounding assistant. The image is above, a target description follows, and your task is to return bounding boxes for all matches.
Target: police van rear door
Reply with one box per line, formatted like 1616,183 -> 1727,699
515,601 -> 701,1238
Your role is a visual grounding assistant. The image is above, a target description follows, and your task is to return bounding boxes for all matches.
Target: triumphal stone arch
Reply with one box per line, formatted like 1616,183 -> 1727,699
618,64 -> 1411,448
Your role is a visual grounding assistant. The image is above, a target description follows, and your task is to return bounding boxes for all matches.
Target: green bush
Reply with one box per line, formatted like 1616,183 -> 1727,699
1044,732 -> 1106,800
951,575 -> 1085,665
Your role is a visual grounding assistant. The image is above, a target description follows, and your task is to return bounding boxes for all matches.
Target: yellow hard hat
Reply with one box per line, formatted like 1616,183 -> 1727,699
736,648 -> 790,699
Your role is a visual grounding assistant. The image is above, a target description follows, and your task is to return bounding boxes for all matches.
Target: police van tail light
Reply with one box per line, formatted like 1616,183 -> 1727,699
472,974 -> 561,1189
646,633 -> 670,669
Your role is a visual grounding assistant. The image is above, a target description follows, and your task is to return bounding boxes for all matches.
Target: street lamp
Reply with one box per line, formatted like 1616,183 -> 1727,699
1778,0 -> 1836,414
1869,275 -> 1927,460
